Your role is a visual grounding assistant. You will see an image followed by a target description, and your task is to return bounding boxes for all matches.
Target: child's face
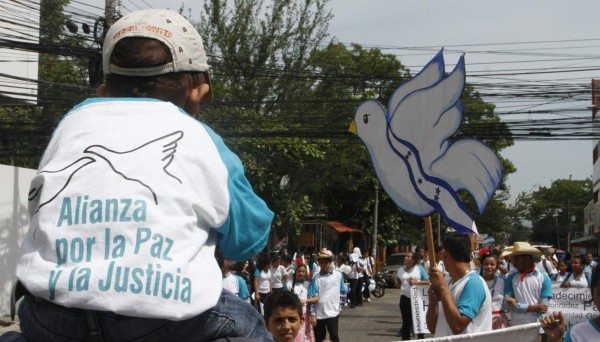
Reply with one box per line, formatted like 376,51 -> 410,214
266,306 -> 303,342
482,257 -> 498,276
295,266 -> 307,281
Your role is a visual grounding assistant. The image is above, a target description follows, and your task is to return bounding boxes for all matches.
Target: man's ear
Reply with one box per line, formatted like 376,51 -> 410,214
183,83 -> 210,115
96,84 -> 109,97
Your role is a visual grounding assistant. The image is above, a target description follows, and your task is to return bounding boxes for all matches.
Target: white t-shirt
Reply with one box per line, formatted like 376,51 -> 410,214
308,270 -> 345,320
485,276 -> 506,312
565,319 -> 600,342
435,271 -> 492,337
564,272 -> 590,288
222,272 -> 250,302
292,280 -> 310,302
396,264 -> 428,298
536,258 -> 558,277
505,269 -> 553,326
255,269 -> 272,293
270,265 -> 287,289
16,98 -> 273,321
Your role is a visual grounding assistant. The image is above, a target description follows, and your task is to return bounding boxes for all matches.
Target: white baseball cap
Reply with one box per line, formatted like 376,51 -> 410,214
102,9 -> 212,101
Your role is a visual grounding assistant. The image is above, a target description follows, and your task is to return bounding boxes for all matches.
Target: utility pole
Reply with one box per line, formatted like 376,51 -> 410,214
372,181 -> 379,272
105,0 -> 117,27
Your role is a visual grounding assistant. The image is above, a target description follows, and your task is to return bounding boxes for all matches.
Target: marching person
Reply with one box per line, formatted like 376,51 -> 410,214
560,255 -> 591,288
396,252 -> 429,340
542,264 -> 600,342
426,233 -> 492,336
308,249 -> 346,342
479,253 -> 509,329
504,242 -> 553,341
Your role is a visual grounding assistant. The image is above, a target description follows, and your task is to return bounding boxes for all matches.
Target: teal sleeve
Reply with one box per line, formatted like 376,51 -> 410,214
254,269 -> 261,277
340,274 -> 346,293
541,274 -> 553,299
457,275 -> 486,320
564,327 -> 572,342
505,272 -> 515,297
418,264 -> 429,280
204,125 -> 274,261
587,273 -> 592,288
237,275 -> 250,300
308,278 -> 319,298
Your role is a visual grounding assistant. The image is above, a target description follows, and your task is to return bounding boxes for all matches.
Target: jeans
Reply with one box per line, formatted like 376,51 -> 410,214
314,316 -> 339,342
19,289 -> 272,342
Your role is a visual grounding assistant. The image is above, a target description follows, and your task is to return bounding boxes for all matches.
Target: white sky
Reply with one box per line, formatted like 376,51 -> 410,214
326,0 -> 598,203
73,1 -> 600,202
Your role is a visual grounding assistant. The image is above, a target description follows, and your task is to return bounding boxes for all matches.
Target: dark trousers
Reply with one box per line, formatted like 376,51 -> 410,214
399,295 -> 424,340
349,277 -> 364,306
314,316 -> 339,342
362,275 -> 371,299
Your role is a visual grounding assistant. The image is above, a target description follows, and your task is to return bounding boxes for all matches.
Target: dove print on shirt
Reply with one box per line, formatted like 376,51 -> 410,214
29,131 -> 184,214
349,51 -> 502,235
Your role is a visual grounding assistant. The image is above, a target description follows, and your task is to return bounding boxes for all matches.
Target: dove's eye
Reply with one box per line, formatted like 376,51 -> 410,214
363,114 -> 370,124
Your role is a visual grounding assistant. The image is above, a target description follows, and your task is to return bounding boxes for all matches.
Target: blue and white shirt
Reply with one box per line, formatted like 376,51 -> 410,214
505,269 -> 553,325
396,264 -> 428,298
565,319 -> 600,342
223,272 -> 250,302
16,98 -> 273,320
435,271 -> 492,337
308,270 -> 346,319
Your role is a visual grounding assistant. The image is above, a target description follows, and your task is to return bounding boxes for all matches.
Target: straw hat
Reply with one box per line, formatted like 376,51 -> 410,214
506,242 -> 541,257
317,248 -> 333,260
500,247 -> 513,257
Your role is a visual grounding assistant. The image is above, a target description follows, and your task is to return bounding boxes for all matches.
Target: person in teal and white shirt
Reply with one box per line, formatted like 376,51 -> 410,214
426,233 -> 492,337
308,249 -> 346,342
542,264 -> 600,342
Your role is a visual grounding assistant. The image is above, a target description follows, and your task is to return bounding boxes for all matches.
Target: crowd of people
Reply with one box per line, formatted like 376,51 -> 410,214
401,236 -> 599,342
5,6 -> 599,342
220,246 -> 379,342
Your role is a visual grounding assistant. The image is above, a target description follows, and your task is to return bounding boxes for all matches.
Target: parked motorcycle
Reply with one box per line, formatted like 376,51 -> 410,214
371,271 -> 386,298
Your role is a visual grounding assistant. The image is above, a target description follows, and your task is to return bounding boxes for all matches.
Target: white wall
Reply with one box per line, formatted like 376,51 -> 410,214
0,164 -> 36,316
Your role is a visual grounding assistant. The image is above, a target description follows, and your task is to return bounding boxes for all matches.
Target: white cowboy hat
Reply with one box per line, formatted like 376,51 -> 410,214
507,242 -> 541,257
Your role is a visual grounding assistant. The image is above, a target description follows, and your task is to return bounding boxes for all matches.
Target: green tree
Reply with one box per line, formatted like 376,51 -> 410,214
519,178 -> 592,249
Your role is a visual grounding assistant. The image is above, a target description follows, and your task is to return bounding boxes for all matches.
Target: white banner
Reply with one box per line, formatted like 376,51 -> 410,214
410,284 -> 431,334
406,282 -> 598,341
550,282 -> 598,330
414,322 -> 540,342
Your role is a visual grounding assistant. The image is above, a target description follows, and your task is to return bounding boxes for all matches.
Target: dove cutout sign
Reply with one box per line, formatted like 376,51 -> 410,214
349,51 -> 502,235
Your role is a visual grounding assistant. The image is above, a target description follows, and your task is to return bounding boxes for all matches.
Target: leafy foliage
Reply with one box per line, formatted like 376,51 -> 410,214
518,178 -> 592,249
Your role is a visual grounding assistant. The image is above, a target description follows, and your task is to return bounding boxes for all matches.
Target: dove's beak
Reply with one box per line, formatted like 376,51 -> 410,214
348,120 -> 357,135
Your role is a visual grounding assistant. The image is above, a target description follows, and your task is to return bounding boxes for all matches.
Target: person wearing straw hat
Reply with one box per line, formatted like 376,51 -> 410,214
426,233 -> 492,336
504,242 -> 553,337
308,248 -> 346,342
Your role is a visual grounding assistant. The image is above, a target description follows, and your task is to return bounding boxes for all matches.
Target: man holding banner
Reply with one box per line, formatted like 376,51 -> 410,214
426,233 -> 492,336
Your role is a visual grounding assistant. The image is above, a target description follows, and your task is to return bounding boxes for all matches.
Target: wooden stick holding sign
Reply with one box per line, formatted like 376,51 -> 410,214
424,216 -> 437,269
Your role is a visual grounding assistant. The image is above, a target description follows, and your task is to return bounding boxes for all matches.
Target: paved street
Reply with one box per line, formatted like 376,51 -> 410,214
338,287 -> 432,342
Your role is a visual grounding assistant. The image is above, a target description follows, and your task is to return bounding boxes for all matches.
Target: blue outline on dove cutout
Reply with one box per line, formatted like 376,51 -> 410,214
349,50 -> 503,235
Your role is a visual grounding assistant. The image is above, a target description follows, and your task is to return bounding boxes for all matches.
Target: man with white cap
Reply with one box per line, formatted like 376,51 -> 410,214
308,248 -> 346,342
504,242 -> 553,341
15,9 -> 273,341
